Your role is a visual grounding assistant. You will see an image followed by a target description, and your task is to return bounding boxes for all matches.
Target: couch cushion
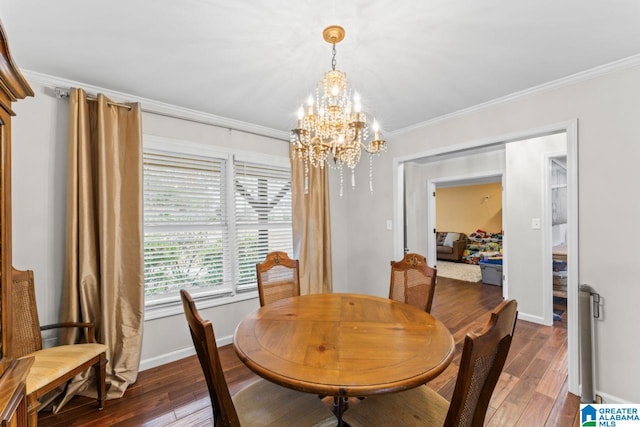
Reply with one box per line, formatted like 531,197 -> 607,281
443,232 -> 460,247
20,343 -> 107,394
436,232 -> 446,246
437,246 -> 453,254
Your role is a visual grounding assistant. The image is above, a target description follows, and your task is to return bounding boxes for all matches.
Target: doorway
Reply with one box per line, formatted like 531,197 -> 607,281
393,121 -> 579,395
430,175 -> 503,285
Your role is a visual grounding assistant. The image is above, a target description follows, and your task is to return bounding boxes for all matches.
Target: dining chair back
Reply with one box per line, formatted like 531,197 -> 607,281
255,251 -> 300,306
343,299 -> 518,427
444,298 -> 518,426
11,268 -> 107,427
181,289 -> 240,426
389,253 -> 437,313
180,289 -> 335,427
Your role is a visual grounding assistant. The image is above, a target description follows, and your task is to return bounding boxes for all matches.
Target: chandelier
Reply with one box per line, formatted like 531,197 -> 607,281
290,25 -> 386,196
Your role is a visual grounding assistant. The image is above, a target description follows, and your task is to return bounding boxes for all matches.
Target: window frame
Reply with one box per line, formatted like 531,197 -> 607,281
143,135 -> 292,320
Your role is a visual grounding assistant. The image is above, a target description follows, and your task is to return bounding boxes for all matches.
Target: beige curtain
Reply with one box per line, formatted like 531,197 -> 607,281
290,152 -> 332,294
60,88 -> 143,405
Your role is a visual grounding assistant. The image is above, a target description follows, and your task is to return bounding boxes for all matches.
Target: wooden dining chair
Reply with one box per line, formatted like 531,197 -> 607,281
343,299 -> 518,427
11,268 -> 107,427
255,251 -> 300,307
180,290 -> 336,427
389,253 -> 437,313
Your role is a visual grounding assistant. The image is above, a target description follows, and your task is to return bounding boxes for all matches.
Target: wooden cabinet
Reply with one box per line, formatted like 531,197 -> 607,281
0,358 -> 33,427
0,19 -> 35,427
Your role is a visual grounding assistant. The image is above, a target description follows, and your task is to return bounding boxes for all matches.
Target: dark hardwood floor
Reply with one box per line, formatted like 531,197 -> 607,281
38,277 -> 578,426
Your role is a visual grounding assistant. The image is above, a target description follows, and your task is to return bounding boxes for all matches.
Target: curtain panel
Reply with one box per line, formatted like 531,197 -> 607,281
60,88 -> 143,407
290,153 -> 332,295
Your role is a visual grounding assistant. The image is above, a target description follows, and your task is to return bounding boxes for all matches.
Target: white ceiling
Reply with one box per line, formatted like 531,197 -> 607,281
2,1 -> 640,134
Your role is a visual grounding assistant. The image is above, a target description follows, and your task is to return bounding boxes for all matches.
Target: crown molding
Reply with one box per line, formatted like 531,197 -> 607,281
23,52 -> 640,141
22,70 -> 290,141
389,54 -> 640,137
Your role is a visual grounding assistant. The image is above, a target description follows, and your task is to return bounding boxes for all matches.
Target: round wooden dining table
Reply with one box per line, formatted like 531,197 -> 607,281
233,293 -> 455,425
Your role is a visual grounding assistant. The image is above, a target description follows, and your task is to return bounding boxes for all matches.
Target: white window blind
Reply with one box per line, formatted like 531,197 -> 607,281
143,150 -> 231,301
233,160 -> 293,291
142,138 -> 293,313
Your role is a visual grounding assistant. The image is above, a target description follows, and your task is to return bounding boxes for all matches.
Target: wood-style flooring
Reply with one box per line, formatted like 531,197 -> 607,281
38,276 -> 578,426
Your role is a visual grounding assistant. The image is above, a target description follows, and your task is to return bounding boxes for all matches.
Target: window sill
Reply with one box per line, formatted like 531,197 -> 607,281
144,289 -> 259,321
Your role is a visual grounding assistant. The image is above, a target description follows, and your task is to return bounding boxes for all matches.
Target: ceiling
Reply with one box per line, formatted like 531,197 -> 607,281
2,1 -> 640,135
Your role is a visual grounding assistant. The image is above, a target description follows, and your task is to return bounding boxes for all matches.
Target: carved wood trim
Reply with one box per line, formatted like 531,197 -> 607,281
0,21 -> 34,102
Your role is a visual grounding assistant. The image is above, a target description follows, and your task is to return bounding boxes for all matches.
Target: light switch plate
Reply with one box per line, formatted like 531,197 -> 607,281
531,218 -> 541,229
386,220 -> 393,230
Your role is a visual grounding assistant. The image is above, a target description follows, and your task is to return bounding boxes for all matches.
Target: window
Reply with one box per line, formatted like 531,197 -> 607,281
234,160 -> 293,291
143,137 -> 292,316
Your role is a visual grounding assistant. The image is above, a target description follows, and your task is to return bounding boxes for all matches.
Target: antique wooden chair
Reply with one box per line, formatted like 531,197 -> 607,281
343,299 -> 518,427
11,268 -> 107,427
180,290 -> 335,426
255,251 -> 300,307
389,253 -> 437,313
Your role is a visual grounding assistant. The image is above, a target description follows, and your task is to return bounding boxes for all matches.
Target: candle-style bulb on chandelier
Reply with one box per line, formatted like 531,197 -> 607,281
291,25 -> 386,196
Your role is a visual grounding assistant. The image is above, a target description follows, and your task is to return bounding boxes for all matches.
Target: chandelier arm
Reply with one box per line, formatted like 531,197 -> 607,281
310,135 -> 334,150
362,142 -> 384,154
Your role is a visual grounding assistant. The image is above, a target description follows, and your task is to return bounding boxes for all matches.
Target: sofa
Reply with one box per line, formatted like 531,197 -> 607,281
436,232 -> 468,262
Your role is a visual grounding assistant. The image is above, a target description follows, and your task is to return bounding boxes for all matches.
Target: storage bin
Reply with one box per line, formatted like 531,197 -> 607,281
480,262 -> 503,286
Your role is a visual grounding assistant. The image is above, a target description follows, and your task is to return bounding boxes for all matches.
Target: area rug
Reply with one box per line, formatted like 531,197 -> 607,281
437,260 -> 482,283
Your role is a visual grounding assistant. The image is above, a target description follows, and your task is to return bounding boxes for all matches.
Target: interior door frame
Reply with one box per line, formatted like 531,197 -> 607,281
392,119 -> 579,395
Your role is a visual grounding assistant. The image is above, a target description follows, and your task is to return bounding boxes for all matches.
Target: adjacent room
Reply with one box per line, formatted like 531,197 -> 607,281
436,181 -> 502,281
1,2 -> 639,426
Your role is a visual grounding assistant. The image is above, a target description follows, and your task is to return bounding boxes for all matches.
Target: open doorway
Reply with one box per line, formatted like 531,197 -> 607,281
393,121 -> 579,395
431,176 -> 503,285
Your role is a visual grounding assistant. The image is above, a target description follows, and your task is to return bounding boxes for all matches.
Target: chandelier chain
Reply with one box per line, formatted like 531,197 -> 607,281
331,43 -> 337,71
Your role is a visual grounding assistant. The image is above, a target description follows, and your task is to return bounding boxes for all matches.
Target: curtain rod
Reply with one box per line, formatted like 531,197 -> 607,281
55,87 -> 132,110
53,87 -> 288,142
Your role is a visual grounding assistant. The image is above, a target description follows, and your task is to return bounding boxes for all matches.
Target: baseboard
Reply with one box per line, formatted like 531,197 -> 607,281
517,312 -> 546,325
596,391 -> 634,404
139,334 -> 234,371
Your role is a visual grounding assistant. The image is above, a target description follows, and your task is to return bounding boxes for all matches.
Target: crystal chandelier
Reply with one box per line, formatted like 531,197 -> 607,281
291,25 -> 386,196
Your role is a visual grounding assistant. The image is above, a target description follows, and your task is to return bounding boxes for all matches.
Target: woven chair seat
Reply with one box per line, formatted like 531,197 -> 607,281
19,343 -> 107,394
233,379 -> 336,426
344,385 -> 448,426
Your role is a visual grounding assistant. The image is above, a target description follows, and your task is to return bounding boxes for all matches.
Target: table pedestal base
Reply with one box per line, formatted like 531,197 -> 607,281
333,396 -> 350,427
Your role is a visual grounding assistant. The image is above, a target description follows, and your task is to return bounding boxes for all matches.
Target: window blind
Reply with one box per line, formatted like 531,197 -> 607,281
233,160 -> 293,290
143,150 -> 231,299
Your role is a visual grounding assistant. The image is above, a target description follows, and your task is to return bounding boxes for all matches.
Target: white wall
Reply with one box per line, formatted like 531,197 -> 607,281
11,84 -> 68,342
10,75 -> 291,369
334,63 -> 640,403
504,134 -> 566,323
